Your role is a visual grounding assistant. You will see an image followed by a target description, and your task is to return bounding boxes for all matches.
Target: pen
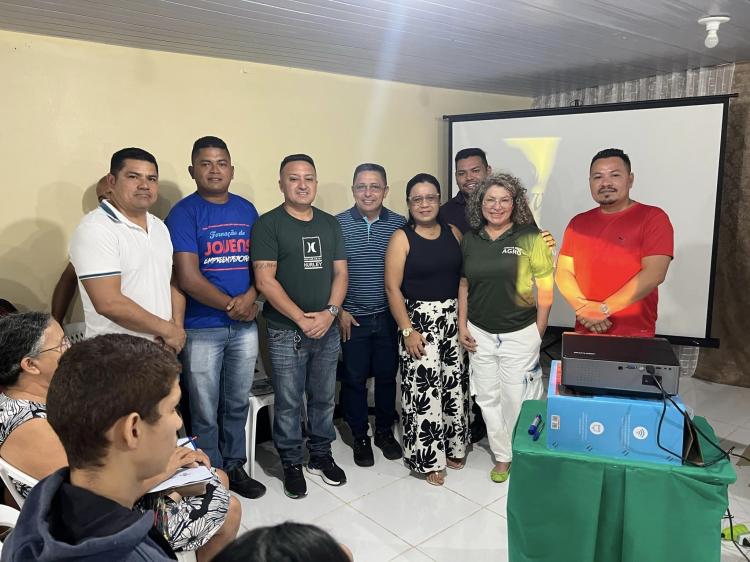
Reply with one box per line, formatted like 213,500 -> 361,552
184,435 -> 199,450
528,414 -> 543,436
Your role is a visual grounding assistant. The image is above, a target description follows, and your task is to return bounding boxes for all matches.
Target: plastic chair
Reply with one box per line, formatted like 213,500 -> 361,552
244,379 -> 275,479
63,322 -> 87,344
0,457 -> 38,508
0,504 -> 21,555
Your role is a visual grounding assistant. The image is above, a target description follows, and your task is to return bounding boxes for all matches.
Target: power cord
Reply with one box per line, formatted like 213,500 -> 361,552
650,371 -> 729,467
725,507 -> 750,561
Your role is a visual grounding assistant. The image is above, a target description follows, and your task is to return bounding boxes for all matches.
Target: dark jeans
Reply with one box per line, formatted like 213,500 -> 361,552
267,325 -> 340,466
340,310 -> 398,438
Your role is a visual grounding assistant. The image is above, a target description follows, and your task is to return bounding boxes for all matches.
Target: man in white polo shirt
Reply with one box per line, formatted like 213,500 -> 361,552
69,147 -> 185,352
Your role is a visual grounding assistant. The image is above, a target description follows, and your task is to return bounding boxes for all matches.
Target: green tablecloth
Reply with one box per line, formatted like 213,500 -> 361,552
508,400 -> 736,562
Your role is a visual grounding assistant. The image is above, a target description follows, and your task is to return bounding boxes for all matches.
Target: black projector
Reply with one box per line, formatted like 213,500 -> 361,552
561,333 -> 680,397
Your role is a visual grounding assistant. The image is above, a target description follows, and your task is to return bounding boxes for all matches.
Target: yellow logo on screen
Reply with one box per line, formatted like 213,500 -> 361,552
503,137 -> 560,224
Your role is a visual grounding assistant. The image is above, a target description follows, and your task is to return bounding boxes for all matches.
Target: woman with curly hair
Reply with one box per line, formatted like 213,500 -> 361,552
385,173 -> 470,486
457,173 -> 554,483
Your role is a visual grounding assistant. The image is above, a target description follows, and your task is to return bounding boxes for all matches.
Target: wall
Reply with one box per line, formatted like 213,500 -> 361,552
0,29 -> 529,316
695,61 -> 750,387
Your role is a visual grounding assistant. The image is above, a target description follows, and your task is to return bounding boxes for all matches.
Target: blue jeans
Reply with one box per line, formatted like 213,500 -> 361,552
341,311 -> 398,438
267,324 -> 340,466
181,322 -> 258,470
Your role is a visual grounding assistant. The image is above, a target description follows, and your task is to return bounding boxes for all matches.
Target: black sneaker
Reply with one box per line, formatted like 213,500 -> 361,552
374,431 -> 403,460
282,464 -> 307,499
227,466 -> 267,499
306,455 -> 347,486
352,436 -> 375,467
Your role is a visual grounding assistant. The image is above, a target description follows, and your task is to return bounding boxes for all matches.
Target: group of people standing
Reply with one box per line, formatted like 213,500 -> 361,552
0,137 -> 674,559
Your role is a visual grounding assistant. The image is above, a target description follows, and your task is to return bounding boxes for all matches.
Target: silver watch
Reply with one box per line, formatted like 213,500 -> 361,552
326,304 -> 339,317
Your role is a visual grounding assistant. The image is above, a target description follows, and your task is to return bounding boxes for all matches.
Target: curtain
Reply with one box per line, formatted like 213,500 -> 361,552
533,64 -> 734,108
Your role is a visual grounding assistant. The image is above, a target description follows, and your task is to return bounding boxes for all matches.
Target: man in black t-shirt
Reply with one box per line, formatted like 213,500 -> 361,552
252,154 -> 349,500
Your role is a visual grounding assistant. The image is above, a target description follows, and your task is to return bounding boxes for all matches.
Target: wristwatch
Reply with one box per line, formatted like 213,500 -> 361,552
326,304 -> 339,317
401,327 -> 414,337
599,302 -> 610,317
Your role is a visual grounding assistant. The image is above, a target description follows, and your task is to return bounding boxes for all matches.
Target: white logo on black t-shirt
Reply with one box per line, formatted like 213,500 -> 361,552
303,236 -> 323,270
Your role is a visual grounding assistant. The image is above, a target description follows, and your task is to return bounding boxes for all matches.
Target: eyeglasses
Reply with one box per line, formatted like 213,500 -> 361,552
36,335 -> 71,355
483,197 -> 513,208
353,184 -> 385,193
408,194 -> 440,205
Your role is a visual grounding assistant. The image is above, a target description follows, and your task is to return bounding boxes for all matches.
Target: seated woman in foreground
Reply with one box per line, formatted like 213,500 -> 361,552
0,312 -> 241,561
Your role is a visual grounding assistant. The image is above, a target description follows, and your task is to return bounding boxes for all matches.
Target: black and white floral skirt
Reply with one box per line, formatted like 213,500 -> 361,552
399,298 -> 470,473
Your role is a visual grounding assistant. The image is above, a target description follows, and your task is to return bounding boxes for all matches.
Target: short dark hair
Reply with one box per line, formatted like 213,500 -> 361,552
279,154 -> 316,174
213,522 -> 350,562
405,173 -> 441,227
352,163 -> 387,186
455,147 -> 489,168
0,312 -> 52,387
590,148 -> 631,173
47,334 -> 181,470
110,147 -> 159,175
191,136 -> 230,162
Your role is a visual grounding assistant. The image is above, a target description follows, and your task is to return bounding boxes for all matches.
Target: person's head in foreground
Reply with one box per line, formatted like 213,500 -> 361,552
2,333 -> 183,562
214,522 -> 353,562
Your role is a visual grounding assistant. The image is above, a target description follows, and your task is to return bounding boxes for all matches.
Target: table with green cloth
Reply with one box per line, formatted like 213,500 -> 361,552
507,399 -> 736,562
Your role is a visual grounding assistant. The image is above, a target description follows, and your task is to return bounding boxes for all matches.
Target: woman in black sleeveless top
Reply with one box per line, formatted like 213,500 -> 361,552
385,174 -> 470,486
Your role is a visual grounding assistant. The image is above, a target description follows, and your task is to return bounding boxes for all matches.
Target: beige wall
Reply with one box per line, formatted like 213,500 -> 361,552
0,29 -> 529,316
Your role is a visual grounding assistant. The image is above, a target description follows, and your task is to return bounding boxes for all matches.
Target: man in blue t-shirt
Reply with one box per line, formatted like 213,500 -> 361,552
166,136 -> 265,499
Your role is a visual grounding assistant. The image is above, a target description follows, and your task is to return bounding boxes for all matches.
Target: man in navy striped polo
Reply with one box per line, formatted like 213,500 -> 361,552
336,163 -> 406,467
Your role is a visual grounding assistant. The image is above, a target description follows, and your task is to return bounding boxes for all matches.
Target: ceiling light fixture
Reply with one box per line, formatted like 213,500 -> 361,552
698,15 -> 730,49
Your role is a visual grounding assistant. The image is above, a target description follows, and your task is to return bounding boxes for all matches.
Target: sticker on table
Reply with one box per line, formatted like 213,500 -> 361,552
589,421 -> 605,435
550,415 -> 559,430
633,426 -> 648,440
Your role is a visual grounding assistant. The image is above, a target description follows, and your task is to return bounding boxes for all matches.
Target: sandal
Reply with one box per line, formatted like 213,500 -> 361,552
490,467 -> 510,483
446,457 -> 465,470
426,471 -> 445,486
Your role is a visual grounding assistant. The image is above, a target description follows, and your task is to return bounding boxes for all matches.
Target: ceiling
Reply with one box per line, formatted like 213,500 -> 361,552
1,0 -> 750,97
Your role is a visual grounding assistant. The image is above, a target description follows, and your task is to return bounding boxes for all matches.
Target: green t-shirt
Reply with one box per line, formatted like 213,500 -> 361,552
461,223 -> 554,334
251,205 -> 346,330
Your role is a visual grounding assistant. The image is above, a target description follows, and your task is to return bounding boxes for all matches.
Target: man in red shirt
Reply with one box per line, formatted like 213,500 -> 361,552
556,148 -> 673,337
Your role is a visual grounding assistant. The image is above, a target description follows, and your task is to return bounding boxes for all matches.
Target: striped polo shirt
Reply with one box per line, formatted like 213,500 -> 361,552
336,205 -> 406,316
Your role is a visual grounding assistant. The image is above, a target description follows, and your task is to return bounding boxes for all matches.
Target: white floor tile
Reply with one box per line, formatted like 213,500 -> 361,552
685,380 -> 750,426
350,477 -> 481,546
313,505 -> 411,562
391,548 -> 436,561
418,508 -> 509,562
485,489 -> 509,518
706,418 -> 741,441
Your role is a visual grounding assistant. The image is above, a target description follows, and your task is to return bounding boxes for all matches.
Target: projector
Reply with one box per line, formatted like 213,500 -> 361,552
561,333 -> 680,397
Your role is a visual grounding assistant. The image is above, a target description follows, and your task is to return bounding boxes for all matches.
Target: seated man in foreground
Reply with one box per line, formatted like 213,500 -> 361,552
1,333 -> 198,561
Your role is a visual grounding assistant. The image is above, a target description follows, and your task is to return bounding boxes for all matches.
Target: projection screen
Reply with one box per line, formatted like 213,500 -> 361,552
447,96 -> 730,345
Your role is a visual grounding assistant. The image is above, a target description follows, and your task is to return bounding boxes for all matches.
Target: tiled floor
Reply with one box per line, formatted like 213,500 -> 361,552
233,376 -> 750,561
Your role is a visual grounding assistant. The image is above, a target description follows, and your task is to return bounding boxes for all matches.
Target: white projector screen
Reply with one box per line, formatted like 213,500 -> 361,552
448,97 -> 729,345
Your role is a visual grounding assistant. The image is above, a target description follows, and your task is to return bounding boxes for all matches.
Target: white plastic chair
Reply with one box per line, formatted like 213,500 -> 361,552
244,379 -> 275,479
0,457 -> 38,508
0,504 -> 21,555
63,322 -> 87,344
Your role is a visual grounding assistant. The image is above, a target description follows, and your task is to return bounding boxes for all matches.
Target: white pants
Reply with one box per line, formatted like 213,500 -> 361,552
467,321 -> 543,462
